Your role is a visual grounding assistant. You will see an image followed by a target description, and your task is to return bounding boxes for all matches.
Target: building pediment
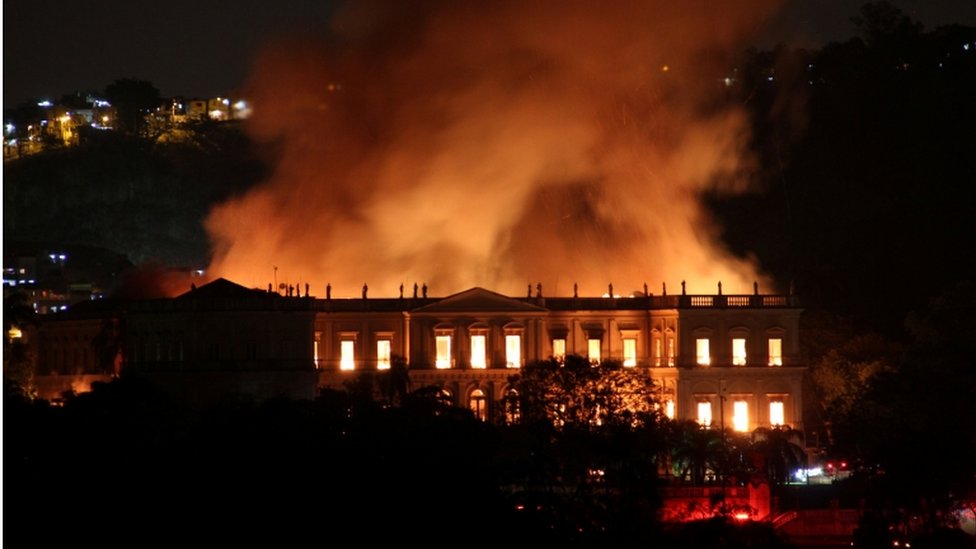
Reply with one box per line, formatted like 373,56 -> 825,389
411,287 -> 547,314
177,278 -> 269,299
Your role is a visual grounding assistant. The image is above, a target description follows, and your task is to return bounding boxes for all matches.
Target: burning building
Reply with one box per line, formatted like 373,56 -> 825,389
33,277 -> 804,432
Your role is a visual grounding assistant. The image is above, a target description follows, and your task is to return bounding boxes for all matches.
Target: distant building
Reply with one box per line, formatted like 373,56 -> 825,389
31,278 -> 805,432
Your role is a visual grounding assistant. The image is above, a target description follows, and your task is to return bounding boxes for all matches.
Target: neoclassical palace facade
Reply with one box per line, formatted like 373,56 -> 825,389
34,278 -> 805,432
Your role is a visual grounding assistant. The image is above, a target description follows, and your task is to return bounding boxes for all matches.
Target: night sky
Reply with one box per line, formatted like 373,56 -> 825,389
4,0 -> 975,108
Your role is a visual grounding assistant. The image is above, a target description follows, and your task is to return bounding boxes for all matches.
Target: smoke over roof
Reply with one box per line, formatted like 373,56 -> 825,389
206,0 -> 780,297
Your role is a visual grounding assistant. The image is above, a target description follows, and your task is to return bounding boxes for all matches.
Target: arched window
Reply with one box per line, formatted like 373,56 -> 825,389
469,388 -> 487,422
504,387 -> 520,424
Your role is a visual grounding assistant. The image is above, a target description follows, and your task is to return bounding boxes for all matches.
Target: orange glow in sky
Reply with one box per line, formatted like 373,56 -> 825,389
206,0 -> 779,297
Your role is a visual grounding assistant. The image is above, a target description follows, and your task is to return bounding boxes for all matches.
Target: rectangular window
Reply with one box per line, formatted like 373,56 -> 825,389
697,401 -> 712,427
377,340 -> 391,370
552,338 -> 566,361
588,338 -> 601,365
732,338 -> 747,366
768,338 -> 783,366
623,337 -> 637,367
505,334 -> 521,368
470,335 -> 487,369
665,399 -> 675,419
733,400 -> 749,432
769,401 -> 785,426
667,337 -> 675,366
340,340 -> 355,371
435,335 -> 452,369
654,337 -> 662,366
314,332 -> 321,369
696,338 -> 711,366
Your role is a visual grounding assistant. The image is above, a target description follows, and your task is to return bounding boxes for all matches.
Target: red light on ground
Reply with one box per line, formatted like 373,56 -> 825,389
734,512 -> 750,521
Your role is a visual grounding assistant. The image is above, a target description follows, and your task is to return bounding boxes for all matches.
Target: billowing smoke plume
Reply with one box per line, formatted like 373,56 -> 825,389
207,0 -> 780,297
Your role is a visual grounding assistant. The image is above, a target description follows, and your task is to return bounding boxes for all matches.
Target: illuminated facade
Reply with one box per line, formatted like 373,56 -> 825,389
34,278 -> 805,431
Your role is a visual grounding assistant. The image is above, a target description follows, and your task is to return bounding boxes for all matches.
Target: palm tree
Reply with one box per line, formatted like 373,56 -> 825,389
750,426 -> 806,486
670,420 -> 724,485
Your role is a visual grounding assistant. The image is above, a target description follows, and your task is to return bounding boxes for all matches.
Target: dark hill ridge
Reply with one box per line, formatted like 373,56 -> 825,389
3,122 -> 267,268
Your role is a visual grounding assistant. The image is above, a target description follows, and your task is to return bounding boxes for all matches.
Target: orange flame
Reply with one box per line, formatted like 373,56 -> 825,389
206,0 -> 781,296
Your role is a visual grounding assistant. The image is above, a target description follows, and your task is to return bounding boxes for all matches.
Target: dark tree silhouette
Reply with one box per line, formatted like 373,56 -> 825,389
669,420 -> 724,485
750,426 -> 806,487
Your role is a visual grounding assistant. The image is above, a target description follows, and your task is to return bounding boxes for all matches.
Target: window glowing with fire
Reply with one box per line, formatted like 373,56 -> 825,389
769,400 -> 785,426
733,400 -> 749,432
340,340 -> 355,371
623,338 -> 637,367
732,338 -> 747,366
435,335 -> 452,369
697,401 -> 712,427
506,334 -> 521,368
377,340 -> 391,370
470,335 -> 487,369
768,338 -> 783,366
696,338 -> 711,366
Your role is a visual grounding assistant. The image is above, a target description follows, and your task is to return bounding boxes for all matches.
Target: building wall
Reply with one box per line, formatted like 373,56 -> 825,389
314,311 -> 408,371
37,317 -> 109,376
126,308 -> 317,372
33,282 -> 805,429
314,296 -> 805,430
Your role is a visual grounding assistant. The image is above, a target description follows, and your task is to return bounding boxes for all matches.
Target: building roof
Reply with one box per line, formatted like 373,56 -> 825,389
176,278 -> 270,300
411,287 -> 548,314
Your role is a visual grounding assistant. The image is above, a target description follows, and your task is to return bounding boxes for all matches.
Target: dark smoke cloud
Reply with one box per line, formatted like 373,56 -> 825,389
207,0 -> 780,297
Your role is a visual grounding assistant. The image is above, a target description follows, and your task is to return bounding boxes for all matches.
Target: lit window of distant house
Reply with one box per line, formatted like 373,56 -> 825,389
665,399 -> 675,419
769,401 -> 785,426
696,338 -> 711,366
667,336 -> 675,366
654,336 -> 662,366
768,338 -> 783,366
732,338 -> 747,366
552,338 -> 566,362
733,400 -> 749,432
340,340 -> 355,371
377,339 -> 391,370
623,338 -> 637,367
588,338 -> 601,365
697,401 -> 712,427
470,335 -> 487,369
505,334 -> 521,368
469,389 -> 487,421
435,335 -> 452,369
